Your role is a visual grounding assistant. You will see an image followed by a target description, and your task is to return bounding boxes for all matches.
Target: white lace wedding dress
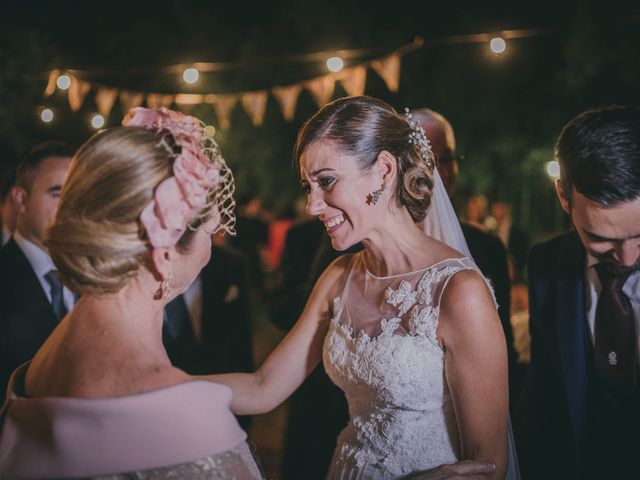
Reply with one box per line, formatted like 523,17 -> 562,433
324,252 -> 478,479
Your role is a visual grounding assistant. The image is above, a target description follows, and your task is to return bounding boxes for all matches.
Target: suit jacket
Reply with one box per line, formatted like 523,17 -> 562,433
517,231 -> 589,479
269,219 -> 325,330
163,244 -> 254,428
0,238 -> 59,397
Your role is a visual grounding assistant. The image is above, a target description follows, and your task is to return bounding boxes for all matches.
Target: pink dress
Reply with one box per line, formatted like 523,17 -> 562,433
0,363 -> 262,479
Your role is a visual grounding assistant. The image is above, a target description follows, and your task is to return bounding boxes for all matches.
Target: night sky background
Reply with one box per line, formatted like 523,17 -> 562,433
2,0 -> 639,239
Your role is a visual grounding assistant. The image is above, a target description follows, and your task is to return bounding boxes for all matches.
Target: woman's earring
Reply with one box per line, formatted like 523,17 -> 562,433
160,267 -> 173,301
366,184 -> 385,205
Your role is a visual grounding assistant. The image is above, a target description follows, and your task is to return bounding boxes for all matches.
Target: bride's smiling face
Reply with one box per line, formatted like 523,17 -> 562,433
300,141 -> 382,251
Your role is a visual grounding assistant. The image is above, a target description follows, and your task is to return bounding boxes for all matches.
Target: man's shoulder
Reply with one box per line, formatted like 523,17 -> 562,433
461,223 -> 506,255
529,231 -> 583,279
0,238 -> 28,273
530,231 -> 579,258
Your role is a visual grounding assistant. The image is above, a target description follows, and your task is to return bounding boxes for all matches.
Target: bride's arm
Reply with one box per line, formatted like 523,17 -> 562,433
200,254 -> 351,415
436,269 -> 509,480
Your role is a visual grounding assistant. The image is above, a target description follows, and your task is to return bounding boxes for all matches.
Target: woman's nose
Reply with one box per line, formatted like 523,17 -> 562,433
306,191 -> 326,216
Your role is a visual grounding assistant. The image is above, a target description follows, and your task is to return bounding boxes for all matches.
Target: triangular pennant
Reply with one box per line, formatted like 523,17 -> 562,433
241,90 -> 268,127
147,93 -> 174,108
272,84 -> 302,121
371,54 -> 401,93
95,87 -> 119,118
119,91 -> 144,113
209,96 -> 237,130
43,70 -> 59,97
305,75 -> 335,108
175,94 -> 204,105
67,77 -> 91,112
340,66 -> 367,97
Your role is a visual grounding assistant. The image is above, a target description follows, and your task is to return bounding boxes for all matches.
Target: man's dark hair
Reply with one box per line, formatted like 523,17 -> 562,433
0,168 -> 16,201
556,105 -> 640,205
15,141 -> 75,191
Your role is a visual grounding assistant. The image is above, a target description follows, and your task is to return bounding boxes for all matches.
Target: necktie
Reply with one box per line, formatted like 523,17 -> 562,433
44,269 -> 68,322
594,264 -> 638,394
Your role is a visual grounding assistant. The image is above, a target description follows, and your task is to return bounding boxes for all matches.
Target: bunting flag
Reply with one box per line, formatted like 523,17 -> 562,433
272,84 -> 302,121
241,90 -> 268,126
146,93 -> 174,108
305,75 -> 335,108
208,95 -> 238,130
95,87 -> 118,117
41,38 -> 420,127
43,69 -> 59,97
340,66 -> 367,97
371,53 -> 401,93
119,91 -> 144,113
175,93 -> 205,105
67,78 -> 91,112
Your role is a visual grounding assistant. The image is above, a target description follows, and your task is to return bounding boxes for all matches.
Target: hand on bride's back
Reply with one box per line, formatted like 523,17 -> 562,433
411,460 -> 496,479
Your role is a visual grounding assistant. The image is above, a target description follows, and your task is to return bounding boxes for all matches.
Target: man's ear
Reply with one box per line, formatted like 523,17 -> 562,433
11,186 -> 27,214
375,150 -> 397,184
150,247 -> 173,282
555,180 -> 571,214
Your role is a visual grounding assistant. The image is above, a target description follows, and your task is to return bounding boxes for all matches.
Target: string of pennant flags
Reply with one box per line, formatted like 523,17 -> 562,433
41,28 -> 556,129
43,38 -> 420,130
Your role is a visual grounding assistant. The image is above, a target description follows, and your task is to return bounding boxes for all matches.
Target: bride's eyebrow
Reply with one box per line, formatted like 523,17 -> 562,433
310,167 -> 337,177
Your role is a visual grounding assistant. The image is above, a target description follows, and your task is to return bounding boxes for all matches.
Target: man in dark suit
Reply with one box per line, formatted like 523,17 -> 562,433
413,109 -> 521,402
0,168 -> 18,246
518,106 -> 640,479
163,242 -> 254,429
0,141 -> 74,396
269,217 -> 325,330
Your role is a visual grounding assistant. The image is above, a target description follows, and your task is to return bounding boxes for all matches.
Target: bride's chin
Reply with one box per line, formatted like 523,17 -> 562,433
331,237 -> 356,253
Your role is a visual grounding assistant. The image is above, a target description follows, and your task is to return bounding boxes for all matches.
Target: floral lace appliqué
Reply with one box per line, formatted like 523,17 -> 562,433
384,280 -> 417,316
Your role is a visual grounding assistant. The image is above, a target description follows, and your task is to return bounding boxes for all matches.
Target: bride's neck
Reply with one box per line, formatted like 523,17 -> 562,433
361,220 -> 428,277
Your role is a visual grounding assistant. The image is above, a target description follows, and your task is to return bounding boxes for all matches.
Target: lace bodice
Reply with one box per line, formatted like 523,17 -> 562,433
323,253 -> 477,479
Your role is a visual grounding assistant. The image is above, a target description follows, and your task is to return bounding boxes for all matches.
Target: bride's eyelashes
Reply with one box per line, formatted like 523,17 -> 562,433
318,176 -> 336,190
300,177 -> 337,194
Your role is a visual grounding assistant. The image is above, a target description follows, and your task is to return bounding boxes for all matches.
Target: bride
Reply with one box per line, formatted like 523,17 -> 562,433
211,96 -> 517,479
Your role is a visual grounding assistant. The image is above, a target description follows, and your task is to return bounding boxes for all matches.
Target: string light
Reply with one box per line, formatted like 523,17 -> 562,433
40,108 -> 54,123
546,160 -> 560,180
91,114 -> 105,129
56,74 -> 71,90
489,37 -> 507,55
183,67 -> 199,84
326,56 -> 344,73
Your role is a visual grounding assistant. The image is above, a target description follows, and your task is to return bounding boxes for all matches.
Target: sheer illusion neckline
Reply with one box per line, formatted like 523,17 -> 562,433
362,254 -> 467,279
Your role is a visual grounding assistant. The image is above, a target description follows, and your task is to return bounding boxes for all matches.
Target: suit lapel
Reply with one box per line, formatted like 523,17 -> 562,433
555,232 -> 589,451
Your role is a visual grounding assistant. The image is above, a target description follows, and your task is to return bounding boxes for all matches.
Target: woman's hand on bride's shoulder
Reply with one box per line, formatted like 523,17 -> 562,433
410,460 -> 496,479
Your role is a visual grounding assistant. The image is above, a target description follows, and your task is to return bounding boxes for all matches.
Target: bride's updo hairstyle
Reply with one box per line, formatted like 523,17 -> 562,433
46,108 -> 235,295
294,96 -> 435,223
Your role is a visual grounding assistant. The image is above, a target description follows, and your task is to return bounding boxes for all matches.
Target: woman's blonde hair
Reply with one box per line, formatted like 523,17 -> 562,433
45,127 -> 196,295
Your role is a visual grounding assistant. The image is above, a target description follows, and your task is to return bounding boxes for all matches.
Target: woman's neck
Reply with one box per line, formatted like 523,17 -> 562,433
77,278 -> 167,355
360,211 -> 432,277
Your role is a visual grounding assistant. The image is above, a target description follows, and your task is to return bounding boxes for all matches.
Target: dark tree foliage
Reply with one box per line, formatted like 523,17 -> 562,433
1,0 -> 638,238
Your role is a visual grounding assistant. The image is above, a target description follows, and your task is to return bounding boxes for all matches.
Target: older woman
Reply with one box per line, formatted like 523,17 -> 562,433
0,108 -> 262,479
209,96 -> 515,479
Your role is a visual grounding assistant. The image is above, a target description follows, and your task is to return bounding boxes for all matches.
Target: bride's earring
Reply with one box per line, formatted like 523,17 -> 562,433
366,184 -> 385,206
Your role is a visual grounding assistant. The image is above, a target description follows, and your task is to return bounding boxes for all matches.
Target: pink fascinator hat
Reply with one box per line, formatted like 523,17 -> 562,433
122,107 -> 235,249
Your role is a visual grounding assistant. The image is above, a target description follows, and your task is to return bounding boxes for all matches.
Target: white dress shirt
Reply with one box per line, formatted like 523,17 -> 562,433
585,254 -> 640,363
14,231 -> 75,311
